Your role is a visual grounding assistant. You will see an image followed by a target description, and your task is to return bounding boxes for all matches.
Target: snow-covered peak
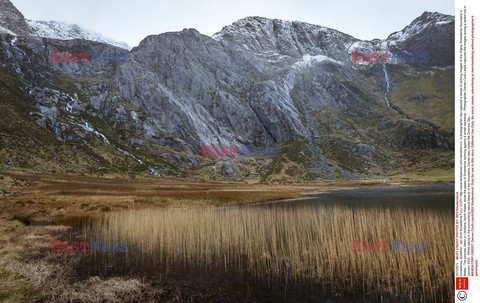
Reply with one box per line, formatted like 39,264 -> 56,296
212,16 -> 356,61
27,20 -> 130,50
212,16 -> 289,40
386,11 -> 453,45
213,16 -> 347,42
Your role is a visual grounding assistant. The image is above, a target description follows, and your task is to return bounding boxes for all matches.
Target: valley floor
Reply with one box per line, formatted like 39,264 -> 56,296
0,172 -> 453,302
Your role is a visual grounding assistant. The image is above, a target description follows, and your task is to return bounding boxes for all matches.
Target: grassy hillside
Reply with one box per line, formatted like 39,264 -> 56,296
389,65 -> 454,131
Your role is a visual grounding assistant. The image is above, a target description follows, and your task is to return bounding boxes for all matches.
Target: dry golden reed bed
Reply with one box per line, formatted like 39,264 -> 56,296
84,203 -> 453,302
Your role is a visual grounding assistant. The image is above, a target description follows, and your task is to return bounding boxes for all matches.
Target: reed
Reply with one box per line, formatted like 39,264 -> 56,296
83,204 -> 453,301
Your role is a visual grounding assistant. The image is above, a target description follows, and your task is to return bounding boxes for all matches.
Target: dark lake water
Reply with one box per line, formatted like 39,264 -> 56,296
254,185 -> 454,209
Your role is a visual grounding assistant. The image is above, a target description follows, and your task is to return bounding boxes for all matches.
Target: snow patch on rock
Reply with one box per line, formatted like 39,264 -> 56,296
27,20 -> 130,50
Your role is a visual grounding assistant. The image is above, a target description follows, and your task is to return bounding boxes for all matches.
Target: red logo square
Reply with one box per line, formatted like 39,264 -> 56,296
456,277 -> 469,290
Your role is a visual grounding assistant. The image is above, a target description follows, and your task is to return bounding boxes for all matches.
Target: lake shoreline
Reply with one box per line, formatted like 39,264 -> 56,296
244,181 -> 454,207
0,173 -> 454,302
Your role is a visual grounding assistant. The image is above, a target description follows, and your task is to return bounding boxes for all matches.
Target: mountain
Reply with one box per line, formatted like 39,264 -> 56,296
0,0 -> 129,49
0,0 -> 454,182
384,11 -> 454,66
0,0 -> 32,36
27,20 -> 130,50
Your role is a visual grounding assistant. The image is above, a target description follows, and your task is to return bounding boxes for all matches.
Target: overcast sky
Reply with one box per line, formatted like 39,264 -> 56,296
11,0 -> 454,48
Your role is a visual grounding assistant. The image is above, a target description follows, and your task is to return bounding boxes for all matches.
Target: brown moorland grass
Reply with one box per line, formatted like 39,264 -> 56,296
80,203 -> 453,302
2,173 -> 387,222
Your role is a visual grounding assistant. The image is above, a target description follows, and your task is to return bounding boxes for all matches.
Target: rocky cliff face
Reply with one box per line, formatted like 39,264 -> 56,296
0,0 -> 454,181
0,0 -> 32,35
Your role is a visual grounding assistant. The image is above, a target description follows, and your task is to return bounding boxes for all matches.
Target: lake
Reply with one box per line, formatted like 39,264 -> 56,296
254,185 -> 454,209
63,184 -> 454,302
